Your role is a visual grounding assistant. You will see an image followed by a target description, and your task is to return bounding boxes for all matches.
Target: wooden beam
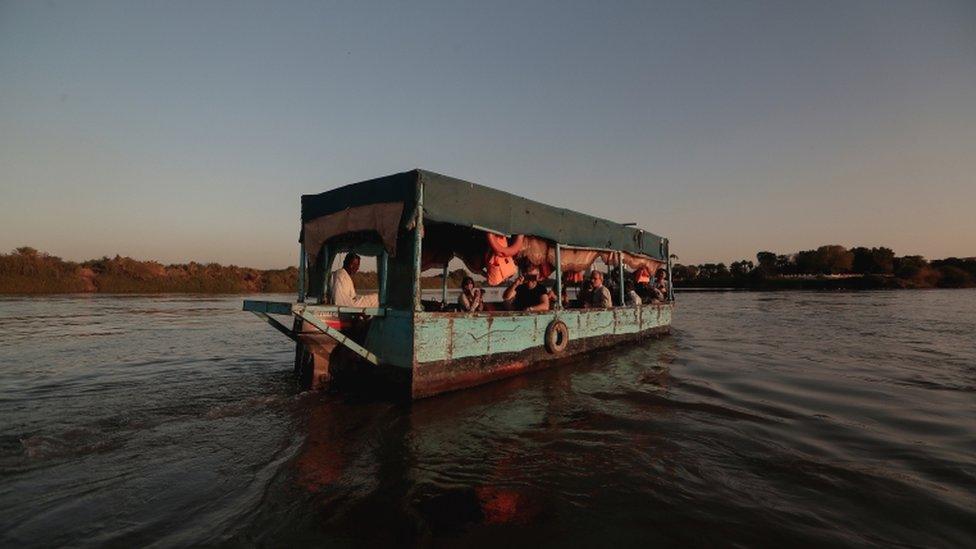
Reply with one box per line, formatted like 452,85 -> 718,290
298,245 -> 307,303
243,300 -> 294,315
296,311 -> 379,366
554,243 -> 563,310
251,312 -> 298,342
293,303 -> 386,317
378,250 -> 389,306
412,181 -> 424,311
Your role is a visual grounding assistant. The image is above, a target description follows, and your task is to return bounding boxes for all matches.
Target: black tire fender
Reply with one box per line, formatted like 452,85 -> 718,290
545,319 -> 569,354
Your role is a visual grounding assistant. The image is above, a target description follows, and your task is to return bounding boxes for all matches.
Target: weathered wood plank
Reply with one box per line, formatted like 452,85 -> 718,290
242,300 -> 294,315
296,311 -> 379,366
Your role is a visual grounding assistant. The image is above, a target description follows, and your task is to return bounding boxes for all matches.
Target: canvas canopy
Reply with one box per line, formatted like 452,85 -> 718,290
301,169 -> 667,262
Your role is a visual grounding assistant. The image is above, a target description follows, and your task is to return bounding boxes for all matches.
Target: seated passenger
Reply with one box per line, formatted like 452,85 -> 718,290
584,271 -> 613,308
542,285 -> 571,309
502,267 -> 550,311
650,268 -> 669,302
607,267 -> 622,305
458,276 -> 484,312
635,282 -> 652,302
625,280 -> 642,307
634,266 -> 652,301
575,279 -> 593,309
329,252 -> 379,307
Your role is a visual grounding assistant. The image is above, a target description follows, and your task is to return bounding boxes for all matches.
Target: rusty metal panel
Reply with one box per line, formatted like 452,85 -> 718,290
659,304 -> 672,327
640,304 -> 672,330
641,306 -> 652,330
414,313 -> 449,362
449,316 -> 491,359
487,315 -> 539,355
614,307 -> 640,335
411,305 -> 672,368
365,310 -> 414,368
579,310 -> 615,338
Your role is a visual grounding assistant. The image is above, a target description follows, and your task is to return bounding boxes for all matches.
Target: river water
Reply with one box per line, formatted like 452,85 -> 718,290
1,291 -> 973,547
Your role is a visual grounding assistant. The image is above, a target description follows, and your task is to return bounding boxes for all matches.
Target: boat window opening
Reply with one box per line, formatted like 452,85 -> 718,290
306,235 -> 387,306
419,221 -> 563,313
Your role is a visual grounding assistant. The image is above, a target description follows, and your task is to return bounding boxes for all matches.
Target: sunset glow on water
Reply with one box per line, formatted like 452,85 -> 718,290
1,291 -> 973,546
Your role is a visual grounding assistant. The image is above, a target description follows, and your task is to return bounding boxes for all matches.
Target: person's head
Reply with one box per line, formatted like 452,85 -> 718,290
523,266 -> 541,288
655,268 -> 666,280
342,252 -> 361,275
462,276 -> 475,293
590,271 -> 604,288
625,280 -> 635,293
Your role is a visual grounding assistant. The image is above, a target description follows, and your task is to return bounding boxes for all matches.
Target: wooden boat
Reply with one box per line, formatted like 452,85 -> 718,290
244,169 -> 673,398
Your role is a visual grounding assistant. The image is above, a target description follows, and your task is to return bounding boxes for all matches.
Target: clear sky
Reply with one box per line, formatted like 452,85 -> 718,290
1,0 -> 974,268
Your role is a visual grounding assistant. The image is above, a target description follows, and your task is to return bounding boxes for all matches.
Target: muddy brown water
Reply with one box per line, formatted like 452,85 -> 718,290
1,291 -> 974,547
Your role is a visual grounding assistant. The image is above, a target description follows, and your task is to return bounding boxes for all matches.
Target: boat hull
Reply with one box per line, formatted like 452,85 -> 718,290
409,303 -> 673,398
292,303 -> 674,399
411,322 -> 670,398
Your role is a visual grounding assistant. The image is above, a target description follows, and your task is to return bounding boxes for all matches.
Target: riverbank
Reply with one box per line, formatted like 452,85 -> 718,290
673,244 -> 976,290
4,246 -> 974,295
675,274 -> 974,291
0,247 -> 466,295
0,248 -> 299,294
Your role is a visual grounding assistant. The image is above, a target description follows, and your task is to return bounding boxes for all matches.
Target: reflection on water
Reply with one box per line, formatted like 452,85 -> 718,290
1,291 -> 974,547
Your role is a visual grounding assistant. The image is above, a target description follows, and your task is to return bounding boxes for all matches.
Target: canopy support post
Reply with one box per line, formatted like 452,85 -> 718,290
321,244 -> 330,304
412,181 -> 425,312
298,245 -> 306,303
618,251 -> 625,305
666,239 -> 674,302
554,244 -> 563,310
441,262 -> 449,306
378,250 -> 389,306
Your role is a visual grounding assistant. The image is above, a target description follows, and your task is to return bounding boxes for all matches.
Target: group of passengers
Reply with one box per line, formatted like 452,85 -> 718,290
458,265 -> 669,312
331,252 -> 669,312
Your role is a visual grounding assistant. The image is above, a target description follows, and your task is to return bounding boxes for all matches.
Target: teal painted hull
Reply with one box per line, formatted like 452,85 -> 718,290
359,303 -> 673,398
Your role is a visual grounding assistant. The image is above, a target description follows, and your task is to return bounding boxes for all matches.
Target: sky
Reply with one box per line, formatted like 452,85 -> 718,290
1,0 -> 974,268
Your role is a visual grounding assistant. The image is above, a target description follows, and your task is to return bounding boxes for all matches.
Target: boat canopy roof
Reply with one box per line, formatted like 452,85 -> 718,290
301,169 -> 668,260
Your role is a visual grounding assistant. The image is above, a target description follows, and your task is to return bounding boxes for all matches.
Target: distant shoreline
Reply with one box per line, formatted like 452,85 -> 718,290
674,275 -> 934,291
3,246 -> 974,295
0,247 -> 466,295
673,245 -> 975,290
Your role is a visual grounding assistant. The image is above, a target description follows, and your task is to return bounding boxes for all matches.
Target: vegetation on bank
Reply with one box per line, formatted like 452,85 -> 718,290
0,247 -> 299,294
0,247 -> 473,295
3,245 -> 974,294
673,245 -> 976,289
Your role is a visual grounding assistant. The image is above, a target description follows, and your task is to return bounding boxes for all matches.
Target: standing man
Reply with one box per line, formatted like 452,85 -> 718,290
502,266 -> 550,311
329,252 -> 379,307
584,271 -> 613,308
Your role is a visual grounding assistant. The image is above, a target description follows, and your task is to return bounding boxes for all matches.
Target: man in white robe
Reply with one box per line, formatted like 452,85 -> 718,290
329,253 -> 379,307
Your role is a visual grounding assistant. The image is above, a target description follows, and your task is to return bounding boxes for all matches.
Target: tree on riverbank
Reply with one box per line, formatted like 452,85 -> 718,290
0,247 -> 298,294
0,248 -> 473,294
673,245 -> 975,289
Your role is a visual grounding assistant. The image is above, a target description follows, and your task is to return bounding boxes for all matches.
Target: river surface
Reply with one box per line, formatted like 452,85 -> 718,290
1,291 -> 974,547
